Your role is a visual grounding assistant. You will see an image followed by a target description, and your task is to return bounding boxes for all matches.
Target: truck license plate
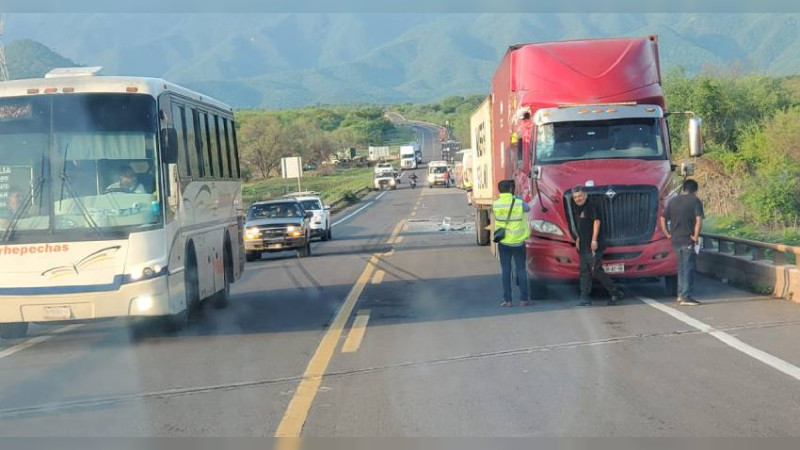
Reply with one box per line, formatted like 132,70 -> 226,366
603,263 -> 625,274
268,243 -> 283,250
43,306 -> 72,320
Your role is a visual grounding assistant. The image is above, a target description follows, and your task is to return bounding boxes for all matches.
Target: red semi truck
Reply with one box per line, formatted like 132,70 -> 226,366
470,36 -> 702,298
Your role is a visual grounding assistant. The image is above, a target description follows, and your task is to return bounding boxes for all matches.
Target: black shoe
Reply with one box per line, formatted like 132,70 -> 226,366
578,299 -> 592,307
609,291 -> 624,305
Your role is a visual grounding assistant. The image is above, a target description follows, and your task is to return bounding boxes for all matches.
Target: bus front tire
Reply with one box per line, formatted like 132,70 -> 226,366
0,322 -> 29,340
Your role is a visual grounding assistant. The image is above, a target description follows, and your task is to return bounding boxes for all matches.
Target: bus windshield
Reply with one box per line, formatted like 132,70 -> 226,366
0,94 -> 161,242
535,117 -> 666,164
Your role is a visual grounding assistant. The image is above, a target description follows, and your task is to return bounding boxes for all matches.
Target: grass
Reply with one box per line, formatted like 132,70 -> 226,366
242,167 -> 374,207
705,215 -> 800,247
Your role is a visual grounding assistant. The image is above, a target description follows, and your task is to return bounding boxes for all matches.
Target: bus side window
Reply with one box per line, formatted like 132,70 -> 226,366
204,112 -> 217,178
194,109 -> 208,178
214,115 -> 227,178
231,121 -> 241,178
222,118 -> 233,178
171,104 -> 190,178
185,108 -> 200,178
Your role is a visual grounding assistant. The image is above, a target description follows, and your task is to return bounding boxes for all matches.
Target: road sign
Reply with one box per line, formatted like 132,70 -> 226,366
281,157 -> 303,192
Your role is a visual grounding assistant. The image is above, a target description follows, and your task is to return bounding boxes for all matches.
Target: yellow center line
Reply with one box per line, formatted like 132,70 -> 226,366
341,310 -> 371,354
395,236 -> 404,244
274,254 -> 379,437
383,249 -> 395,257
386,219 -> 406,244
371,270 -> 385,285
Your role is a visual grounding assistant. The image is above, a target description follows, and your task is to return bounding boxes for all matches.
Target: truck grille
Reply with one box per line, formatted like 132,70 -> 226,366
564,186 -> 658,247
261,228 -> 287,240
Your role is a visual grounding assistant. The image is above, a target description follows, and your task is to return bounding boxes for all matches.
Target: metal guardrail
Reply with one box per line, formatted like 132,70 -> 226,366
701,232 -> 800,265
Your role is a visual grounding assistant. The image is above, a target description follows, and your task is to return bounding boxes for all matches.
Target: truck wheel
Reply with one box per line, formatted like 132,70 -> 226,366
0,322 -> 29,340
298,239 -> 311,258
664,275 -> 678,297
476,209 -> 490,246
245,251 -> 259,262
326,227 -> 333,241
528,279 -> 549,301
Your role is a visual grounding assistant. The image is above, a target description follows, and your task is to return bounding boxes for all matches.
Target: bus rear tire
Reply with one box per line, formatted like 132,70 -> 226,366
213,247 -> 232,309
0,322 -> 28,340
476,209 -> 490,246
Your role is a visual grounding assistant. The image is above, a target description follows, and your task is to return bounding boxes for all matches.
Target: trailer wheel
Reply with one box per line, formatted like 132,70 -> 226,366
476,209 -> 490,246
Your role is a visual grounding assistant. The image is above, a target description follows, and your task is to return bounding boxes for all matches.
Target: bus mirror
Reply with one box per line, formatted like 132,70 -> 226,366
161,128 -> 179,164
688,117 -> 703,157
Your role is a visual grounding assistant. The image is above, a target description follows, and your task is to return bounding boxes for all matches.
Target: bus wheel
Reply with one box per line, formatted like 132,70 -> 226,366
213,247 -> 232,309
0,322 -> 29,340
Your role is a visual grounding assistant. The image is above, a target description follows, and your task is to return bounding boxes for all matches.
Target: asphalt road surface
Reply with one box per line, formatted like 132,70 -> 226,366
2,140 -> 800,436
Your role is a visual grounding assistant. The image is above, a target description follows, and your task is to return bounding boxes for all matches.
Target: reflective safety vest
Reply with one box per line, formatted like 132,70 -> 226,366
464,179 -> 473,189
492,193 -> 530,246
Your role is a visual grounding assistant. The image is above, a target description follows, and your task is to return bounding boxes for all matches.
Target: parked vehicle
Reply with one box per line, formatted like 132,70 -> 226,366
470,35 -> 703,299
284,191 -> 332,241
244,199 -> 313,261
427,161 -> 450,188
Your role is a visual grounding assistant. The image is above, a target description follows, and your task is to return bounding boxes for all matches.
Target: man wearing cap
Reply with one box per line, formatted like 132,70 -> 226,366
571,185 -> 624,306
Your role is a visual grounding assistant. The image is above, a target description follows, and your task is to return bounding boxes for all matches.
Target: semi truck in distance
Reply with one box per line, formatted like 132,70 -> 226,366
469,36 -> 703,299
400,144 -> 418,169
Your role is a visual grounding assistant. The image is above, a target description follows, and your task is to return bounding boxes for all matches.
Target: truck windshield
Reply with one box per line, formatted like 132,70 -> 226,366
0,94 -> 161,243
535,117 -> 666,164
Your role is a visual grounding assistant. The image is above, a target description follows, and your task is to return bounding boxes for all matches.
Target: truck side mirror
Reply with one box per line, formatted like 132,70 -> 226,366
532,165 -> 543,180
688,117 -> 703,157
160,128 -> 179,164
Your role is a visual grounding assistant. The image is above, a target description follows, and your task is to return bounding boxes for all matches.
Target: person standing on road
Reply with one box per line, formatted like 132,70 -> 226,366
443,169 -> 451,187
660,179 -> 704,306
492,180 -> 531,307
570,186 -> 623,306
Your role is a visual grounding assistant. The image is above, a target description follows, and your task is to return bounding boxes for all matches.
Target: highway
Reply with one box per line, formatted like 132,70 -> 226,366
2,131 -> 800,436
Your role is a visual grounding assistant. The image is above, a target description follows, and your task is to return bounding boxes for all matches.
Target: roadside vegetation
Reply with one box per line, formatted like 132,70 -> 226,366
241,167 -> 373,207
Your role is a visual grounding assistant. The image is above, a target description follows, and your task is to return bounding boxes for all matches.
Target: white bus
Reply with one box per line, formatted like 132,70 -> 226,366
0,68 -> 245,339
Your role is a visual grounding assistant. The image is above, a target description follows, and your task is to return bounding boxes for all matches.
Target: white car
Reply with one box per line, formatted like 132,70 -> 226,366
374,162 -> 394,175
285,192 -> 332,241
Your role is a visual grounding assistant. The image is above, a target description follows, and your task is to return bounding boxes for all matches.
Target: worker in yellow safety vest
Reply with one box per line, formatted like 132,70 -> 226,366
463,177 -> 473,205
492,179 -> 531,307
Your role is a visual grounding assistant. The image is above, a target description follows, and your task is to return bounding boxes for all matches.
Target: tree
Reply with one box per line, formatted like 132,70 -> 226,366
239,116 -> 291,178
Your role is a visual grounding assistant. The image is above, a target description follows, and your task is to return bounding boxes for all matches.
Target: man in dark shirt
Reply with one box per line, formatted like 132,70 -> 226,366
661,179 -> 704,306
571,186 -> 623,306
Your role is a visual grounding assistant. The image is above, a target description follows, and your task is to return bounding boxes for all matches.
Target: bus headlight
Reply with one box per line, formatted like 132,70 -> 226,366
134,295 -> 154,312
531,220 -> 565,237
126,264 -> 167,283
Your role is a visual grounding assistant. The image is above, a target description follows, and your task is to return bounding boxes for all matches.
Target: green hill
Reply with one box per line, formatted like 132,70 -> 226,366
5,39 -> 80,80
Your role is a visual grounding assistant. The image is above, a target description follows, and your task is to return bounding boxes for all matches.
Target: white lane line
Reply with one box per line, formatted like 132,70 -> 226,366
638,296 -> 800,382
331,190 -> 387,228
0,324 -> 83,360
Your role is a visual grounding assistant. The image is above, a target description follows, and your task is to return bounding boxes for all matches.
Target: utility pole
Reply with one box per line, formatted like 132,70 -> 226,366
0,13 -> 9,81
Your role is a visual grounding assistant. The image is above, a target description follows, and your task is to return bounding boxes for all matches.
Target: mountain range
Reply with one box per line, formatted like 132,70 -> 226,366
6,13 -> 800,108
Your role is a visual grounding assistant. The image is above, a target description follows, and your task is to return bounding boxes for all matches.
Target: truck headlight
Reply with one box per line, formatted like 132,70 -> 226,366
531,220 -> 565,237
286,225 -> 297,232
390,179 -> 396,185
245,227 -> 260,240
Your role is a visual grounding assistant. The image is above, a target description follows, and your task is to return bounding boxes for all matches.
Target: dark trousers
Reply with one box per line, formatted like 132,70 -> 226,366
498,243 -> 528,302
677,246 -> 697,299
579,249 -> 620,299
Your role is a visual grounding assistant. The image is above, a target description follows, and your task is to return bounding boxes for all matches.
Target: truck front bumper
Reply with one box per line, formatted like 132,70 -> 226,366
526,236 -> 677,281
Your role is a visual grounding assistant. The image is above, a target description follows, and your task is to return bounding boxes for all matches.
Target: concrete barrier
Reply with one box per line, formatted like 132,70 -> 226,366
698,233 -> 800,303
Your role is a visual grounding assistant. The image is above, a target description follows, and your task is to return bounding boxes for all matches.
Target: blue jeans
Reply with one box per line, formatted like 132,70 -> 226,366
677,246 -> 697,299
498,244 -> 528,302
